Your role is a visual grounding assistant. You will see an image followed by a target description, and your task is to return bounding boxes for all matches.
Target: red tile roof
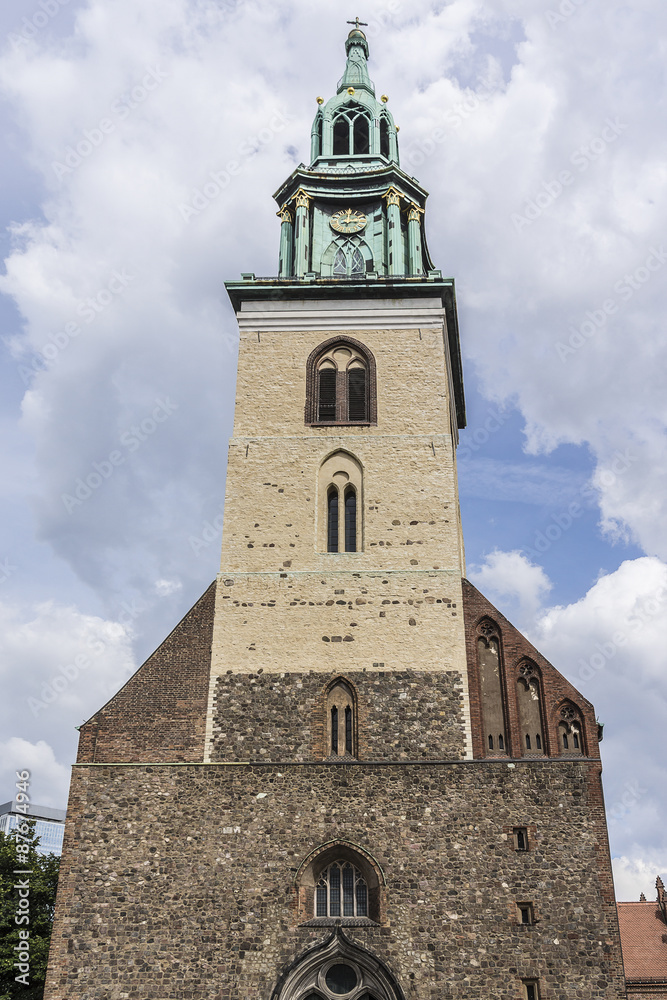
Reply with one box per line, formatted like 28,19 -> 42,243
618,902 -> 667,983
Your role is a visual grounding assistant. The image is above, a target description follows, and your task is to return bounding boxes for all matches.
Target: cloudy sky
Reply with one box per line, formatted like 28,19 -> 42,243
0,0 -> 665,902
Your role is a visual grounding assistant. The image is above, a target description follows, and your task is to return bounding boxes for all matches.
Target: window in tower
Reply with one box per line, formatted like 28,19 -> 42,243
353,113 -> 370,154
315,862 -> 368,918
513,827 -> 529,851
517,902 -> 535,925
350,246 -> 365,276
327,486 -> 339,552
333,115 -> 349,155
523,980 -> 541,1000
318,365 -> 337,421
325,677 -> 357,758
380,116 -> 390,158
306,337 -> 376,426
344,487 -> 357,552
333,247 -> 347,276
318,452 -> 363,553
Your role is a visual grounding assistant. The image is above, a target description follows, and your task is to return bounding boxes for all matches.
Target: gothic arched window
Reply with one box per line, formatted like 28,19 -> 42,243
516,662 -> 545,756
306,337 -> 377,426
318,452 -> 363,553
476,620 -> 509,756
331,103 -> 371,156
558,702 -> 585,754
316,862 -> 368,917
379,115 -> 390,158
325,677 -> 357,757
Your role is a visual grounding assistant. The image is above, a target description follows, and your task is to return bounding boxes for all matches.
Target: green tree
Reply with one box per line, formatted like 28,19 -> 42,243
0,822 -> 60,1000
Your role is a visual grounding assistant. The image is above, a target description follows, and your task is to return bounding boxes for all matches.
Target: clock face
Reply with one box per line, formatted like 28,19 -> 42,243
330,208 -> 367,234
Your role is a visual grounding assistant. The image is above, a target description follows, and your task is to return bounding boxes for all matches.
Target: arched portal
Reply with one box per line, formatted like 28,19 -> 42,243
271,926 -> 405,1000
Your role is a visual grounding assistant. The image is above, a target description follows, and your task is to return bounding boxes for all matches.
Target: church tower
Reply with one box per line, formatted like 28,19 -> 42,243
45,28 -> 628,1000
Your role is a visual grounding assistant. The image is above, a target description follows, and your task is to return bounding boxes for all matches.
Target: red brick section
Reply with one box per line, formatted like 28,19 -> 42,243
76,582 -> 216,763
619,883 -> 667,996
462,578 -> 601,761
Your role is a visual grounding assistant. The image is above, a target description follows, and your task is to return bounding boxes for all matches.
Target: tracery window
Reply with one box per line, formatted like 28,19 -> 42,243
517,662 -> 545,756
318,453 -> 363,554
331,103 -> 371,155
558,702 -> 585,754
316,862 -> 368,918
306,337 -> 377,426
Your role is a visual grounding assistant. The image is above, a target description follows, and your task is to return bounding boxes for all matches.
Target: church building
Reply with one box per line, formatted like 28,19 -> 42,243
45,26 -> 629,1000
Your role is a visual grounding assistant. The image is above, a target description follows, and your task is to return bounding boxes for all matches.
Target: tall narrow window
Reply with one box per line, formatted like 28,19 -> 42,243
380,117 -> 390,158
344,487 -> 357,552
331,706 -> 339,754
353,114 -> 370,153
350,247 -> 365,275
325,678 -> 357,758
318,367 -> 337,421
327,487 -> 339,552
333,116 -> 349,155
333,247 -> 347,277
347,367 -> 367,420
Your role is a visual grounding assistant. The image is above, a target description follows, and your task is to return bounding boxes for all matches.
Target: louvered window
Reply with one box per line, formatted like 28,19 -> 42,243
347,368 -> 366,421
333,247 -> 347,276
345,705 -> 353,754
350,247 -> 364,275
315,862 -> 368,918
318,368 -> 337,421
380,116 -> 390,158
327,487 -> 339,552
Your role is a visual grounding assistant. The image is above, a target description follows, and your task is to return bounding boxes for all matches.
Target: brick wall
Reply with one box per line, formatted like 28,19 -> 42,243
462,579 -> 601,761
76,584 -> 215,764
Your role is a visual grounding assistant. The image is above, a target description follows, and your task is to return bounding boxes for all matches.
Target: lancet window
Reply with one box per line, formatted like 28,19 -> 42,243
516,662 -> 545,756
477,620 -> 509,756
558,702 -> 585,754
319,453 -> 363,554
325,678 -> 357,757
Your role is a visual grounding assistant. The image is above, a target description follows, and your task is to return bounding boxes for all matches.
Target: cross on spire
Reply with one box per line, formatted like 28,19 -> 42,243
347,17 -> 368,29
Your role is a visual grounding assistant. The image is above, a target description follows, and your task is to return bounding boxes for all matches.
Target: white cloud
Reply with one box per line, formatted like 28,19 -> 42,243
0,598 -> 136,768
612,855 -> 667,904
468,548 -> 552,626
0,737 -> 70,809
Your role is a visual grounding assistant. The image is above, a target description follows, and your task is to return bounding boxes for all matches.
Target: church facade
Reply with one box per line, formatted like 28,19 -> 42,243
45,28 -> 628,1000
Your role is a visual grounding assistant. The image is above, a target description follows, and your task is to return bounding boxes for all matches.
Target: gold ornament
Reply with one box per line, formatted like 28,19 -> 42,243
347,87 -> 356,95
381,95 -> 389,103
316,96 -> 324,105
330,208 -> 368,234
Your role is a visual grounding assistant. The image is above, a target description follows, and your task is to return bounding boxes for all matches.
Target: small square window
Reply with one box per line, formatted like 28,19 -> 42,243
517,902 -> 535,925
513,827 -> 529,851
523,979 -> 540,1000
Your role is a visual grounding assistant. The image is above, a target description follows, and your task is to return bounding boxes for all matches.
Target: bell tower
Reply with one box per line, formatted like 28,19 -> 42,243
209,24 -> 471,761
45,27 -> 628,1000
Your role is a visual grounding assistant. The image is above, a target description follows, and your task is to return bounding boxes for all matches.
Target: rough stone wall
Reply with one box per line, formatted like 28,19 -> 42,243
462,580 -> 601,761
76,584 -> 215,764
44,761 -> 627,1000
210,669 -> 468,762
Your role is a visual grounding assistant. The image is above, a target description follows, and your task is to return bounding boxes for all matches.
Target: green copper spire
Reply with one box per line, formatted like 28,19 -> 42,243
268,27 -> 443,283
337,27 -> 375,96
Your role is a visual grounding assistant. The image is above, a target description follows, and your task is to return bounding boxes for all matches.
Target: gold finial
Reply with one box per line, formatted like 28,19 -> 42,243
316,96 -> 324,105
381,95 -> 389,103
395,125 -> 400,132
347,87 -> 355,95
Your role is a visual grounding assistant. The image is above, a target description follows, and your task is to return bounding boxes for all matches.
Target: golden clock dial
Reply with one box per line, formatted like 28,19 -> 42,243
330,208 -> 368,234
